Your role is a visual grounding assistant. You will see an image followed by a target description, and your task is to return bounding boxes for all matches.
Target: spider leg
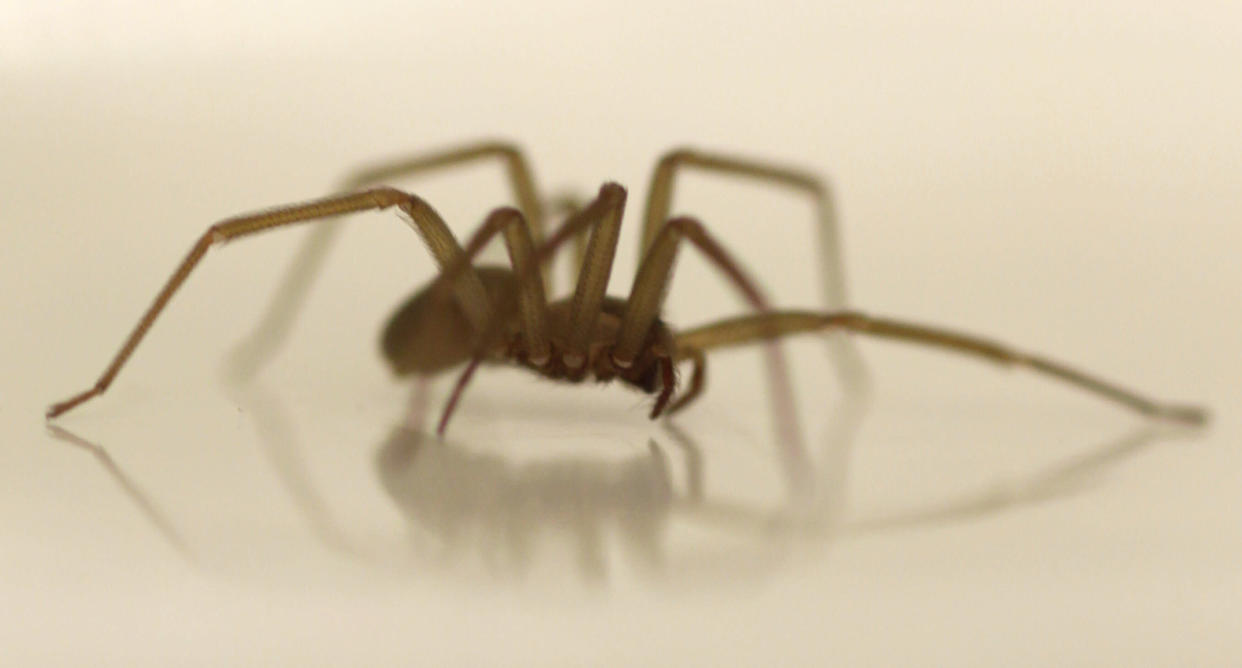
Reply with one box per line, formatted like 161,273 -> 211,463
674,310 -> 1209,426
615,216 -> 768,364
47,189 -> 490,419
341,141 -> 545,236
562,184 -> 627,369
433,182 -> 633,362
533,184 -> 626,263
230,140 -> 548,380
431,184 -> 631,436
642,149 -> 846,309
431,207 -> 552,363
437,356 -> 483,437
664,348 -> 706,415
614,216 -> 814,497
638,149 -> 864,499
641,148 -> 865,390
651,356 -> 677,419
544,189 -> 591,285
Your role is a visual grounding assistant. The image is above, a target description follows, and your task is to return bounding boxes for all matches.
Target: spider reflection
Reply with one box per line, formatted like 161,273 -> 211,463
48,389 -> 1200,583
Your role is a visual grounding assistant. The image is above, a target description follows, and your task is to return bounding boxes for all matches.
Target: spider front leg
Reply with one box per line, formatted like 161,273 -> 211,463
674,311 -> 1209,426
615,216 -> 768,365
47,189 -> 492,419
638,149 -> 866,496
614,215 -> 764,418
665,348 -> 706,415
615,215 -> 818,496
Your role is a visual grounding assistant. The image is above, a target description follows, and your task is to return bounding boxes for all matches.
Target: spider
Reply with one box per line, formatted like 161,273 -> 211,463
45,141 -> 1208,436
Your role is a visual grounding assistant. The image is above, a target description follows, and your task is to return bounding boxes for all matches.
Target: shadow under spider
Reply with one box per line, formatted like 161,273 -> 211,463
376,427 -> 675,580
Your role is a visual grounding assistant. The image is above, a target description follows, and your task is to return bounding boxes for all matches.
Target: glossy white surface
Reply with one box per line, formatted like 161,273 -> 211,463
4,2 -> 1239,665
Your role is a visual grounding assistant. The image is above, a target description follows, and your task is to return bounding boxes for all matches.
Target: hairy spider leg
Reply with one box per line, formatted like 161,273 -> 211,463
46,189 -> 488,419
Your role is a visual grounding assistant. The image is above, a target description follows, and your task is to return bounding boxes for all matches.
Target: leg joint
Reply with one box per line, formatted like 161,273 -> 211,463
483,206 -> 525,226
596,181 -> 628,207
663,216 -> 705,237
657,147 -> 699,170
474,139 -> 522,160
369,186 -> 414,209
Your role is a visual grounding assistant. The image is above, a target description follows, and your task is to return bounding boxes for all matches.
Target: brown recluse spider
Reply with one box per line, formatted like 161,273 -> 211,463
46,141 -> 1209,440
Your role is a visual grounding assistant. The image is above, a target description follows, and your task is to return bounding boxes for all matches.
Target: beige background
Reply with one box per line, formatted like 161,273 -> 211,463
3,1 -> 1239,665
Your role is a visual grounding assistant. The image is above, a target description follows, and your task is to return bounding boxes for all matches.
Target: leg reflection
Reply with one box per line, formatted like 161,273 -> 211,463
226,382 -> 375,558
46,425 -> 198,565
845,423 -> 1192,535
662,416 -> 1197,544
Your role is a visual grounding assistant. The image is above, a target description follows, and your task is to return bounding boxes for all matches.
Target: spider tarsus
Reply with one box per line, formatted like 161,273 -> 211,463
1157,404 -> 1210,428
46,389 -> 96,419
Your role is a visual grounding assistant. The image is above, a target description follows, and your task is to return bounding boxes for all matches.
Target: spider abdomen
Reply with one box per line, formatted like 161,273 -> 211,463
380,265 -> 519,376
